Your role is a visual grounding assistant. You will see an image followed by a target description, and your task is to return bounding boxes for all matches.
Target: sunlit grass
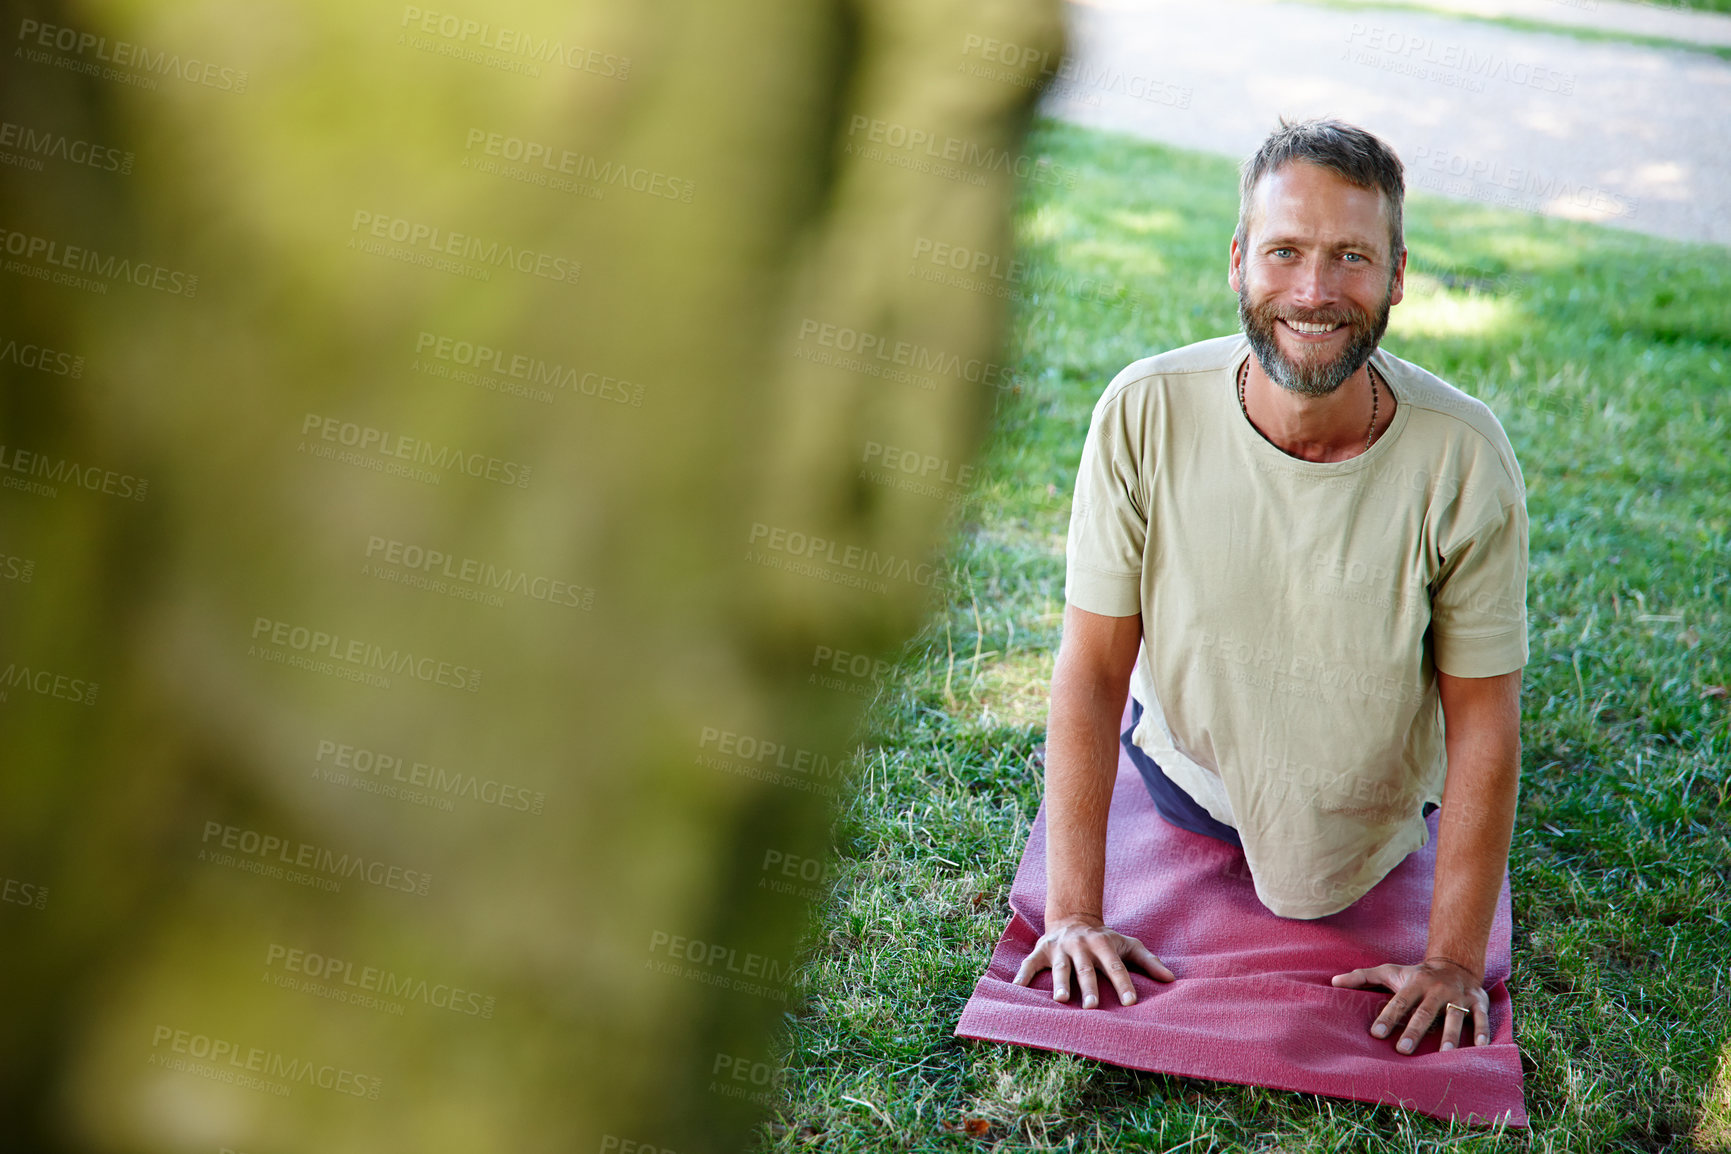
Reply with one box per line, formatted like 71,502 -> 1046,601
1696,1045 -> 1731,1150
1388,288 -> 1515,340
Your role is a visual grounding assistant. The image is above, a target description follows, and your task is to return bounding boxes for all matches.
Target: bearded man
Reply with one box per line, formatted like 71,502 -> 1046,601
1013,118 -> 1529,1057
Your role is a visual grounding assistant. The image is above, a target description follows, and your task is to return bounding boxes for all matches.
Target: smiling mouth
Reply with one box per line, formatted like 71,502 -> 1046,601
1280,319 -> 1344,336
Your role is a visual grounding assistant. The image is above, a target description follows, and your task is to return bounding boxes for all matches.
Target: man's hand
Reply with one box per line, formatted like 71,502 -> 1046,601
1012,915 -> 1175,1008
1332,668 -> 1517,1056
1331,956 -> 1489,1053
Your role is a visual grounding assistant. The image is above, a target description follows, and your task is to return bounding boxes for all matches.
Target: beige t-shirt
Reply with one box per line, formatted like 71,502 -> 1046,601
1064,333 -> 1528,918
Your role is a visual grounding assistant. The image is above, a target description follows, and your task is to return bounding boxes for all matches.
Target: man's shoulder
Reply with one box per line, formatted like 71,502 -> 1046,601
1373,348 -> 1491,423
1373,348 -> 1525,492
1095,334 -> 1245,411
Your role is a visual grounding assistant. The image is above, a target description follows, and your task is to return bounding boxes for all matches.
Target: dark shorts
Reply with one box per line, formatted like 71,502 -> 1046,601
1121,698 -> 1435,848
1121,698 -> 1243,847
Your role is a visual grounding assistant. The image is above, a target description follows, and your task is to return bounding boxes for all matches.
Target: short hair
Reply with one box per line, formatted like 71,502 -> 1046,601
1235,117 -> 1406,260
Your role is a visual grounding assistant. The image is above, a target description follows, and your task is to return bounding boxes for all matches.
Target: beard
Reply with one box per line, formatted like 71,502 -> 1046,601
1237,276 -> 1393,398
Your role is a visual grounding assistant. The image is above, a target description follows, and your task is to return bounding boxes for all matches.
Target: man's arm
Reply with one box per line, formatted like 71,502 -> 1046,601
1333,667 -> 1522,1051
1011,603 -> 1174,1007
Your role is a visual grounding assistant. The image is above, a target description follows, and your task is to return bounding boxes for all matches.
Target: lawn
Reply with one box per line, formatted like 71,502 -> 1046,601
755,120 -> 1731,1153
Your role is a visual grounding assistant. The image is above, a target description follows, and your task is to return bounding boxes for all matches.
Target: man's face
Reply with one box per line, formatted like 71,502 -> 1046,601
1229,162 -> 1405,397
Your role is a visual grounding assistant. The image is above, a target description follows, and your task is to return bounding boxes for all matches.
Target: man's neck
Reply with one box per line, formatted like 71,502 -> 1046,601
1241,356 -> 1395,463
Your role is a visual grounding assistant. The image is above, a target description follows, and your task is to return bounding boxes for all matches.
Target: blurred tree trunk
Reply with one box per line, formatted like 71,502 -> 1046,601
0,0 -> 1060,1149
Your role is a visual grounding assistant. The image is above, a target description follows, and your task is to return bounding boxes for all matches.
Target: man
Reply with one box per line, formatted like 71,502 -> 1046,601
1012,118 -> 1528,1057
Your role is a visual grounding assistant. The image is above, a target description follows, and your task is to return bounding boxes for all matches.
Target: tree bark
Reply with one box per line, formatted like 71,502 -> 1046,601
0,0 -> 1062,1148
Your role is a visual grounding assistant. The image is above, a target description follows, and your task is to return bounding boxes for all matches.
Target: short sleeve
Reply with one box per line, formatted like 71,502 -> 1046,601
1430,500 -> 1529,677
1063,387 -> 1147,617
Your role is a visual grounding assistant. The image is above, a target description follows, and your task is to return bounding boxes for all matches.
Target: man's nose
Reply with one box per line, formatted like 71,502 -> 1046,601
1288,256 -> 1339,308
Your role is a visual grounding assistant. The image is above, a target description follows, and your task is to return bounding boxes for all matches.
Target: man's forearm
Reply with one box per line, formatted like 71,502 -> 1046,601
1043,667 -> 1129,924
1426,670 -> 1523,978
1425,775 -> 1515,978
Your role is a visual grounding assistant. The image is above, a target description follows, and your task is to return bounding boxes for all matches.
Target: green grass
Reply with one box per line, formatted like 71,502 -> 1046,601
753,121 -> 1731,1152
1287,0 -> 1731,62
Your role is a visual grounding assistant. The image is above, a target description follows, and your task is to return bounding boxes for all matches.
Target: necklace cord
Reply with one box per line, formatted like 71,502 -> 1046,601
1238,356 -> 1382,454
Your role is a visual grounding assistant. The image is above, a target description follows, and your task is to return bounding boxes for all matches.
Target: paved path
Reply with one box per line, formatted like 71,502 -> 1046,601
1044,0 -> 1731,246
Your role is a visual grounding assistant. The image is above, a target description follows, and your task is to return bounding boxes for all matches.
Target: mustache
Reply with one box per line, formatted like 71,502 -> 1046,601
1261,306 -> 1369,328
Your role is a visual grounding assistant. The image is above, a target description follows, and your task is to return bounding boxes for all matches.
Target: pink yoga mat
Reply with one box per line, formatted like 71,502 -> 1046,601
956,693 -> 1528,1126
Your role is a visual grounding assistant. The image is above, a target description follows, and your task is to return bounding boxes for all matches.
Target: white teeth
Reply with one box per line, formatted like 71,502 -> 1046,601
1285,320 -> 1339,335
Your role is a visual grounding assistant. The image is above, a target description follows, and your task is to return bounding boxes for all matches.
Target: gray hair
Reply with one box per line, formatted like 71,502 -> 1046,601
1235,117 -> 1406,260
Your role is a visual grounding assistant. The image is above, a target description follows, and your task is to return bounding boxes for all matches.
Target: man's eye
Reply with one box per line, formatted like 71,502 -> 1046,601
1272,248 -> 1294,258
1343,253 -> 1365,263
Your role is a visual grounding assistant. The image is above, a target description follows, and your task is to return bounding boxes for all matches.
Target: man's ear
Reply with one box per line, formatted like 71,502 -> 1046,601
1228,234 -> 1243,293
1389,245 -> 1407,308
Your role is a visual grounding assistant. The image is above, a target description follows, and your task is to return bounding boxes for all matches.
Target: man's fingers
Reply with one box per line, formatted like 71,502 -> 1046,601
1438,1000 -> 1467,1052
1086,941 -> 1138,1007
1127,940 -> 1175,983
1012,941 -> 1049,987
1025,927 -> 1173,1008
1336,963 -> 1402,992
1073,950 -> 1101,1009
1396,995 -> 1444,1055
1370,979 -> 1417,1040
1343,964 -> 1491,1052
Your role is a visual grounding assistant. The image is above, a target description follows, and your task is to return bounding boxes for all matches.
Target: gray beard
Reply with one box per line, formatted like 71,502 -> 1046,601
1237,282 -> 1391,398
